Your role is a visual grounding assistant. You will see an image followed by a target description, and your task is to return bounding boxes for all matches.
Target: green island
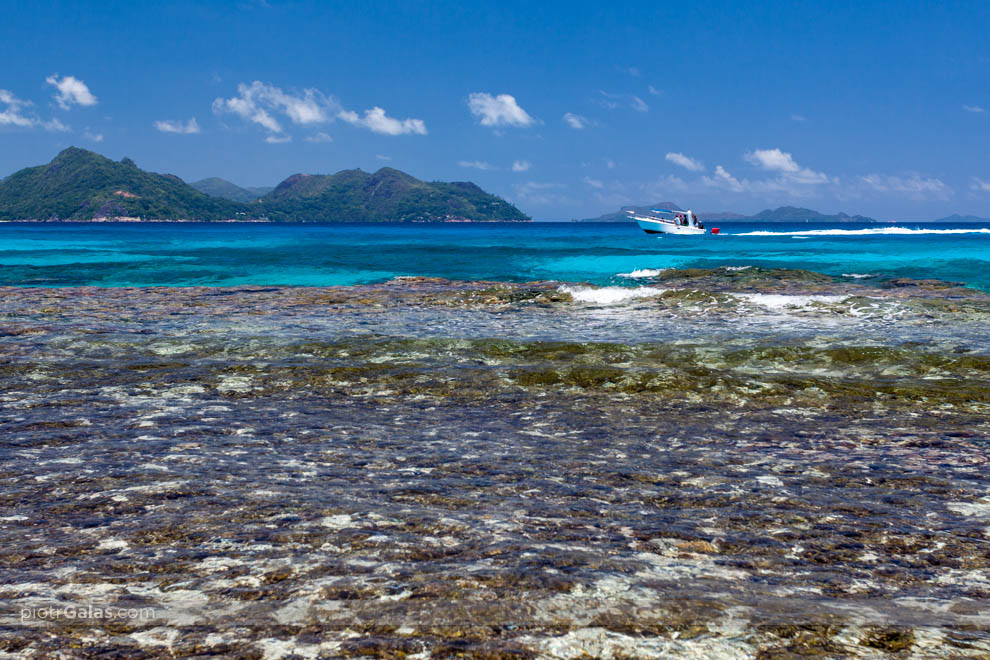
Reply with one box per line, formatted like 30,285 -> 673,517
0,147 -> 530,223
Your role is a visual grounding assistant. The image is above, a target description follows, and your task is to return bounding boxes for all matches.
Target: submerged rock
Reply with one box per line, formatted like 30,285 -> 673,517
1,274 -> 989,656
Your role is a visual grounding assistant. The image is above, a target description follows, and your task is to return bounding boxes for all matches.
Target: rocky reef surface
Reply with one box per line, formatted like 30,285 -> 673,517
1,269 -> 989,658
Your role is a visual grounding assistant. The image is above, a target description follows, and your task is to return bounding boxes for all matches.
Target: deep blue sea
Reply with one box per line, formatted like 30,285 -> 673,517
1,221 -> 989,290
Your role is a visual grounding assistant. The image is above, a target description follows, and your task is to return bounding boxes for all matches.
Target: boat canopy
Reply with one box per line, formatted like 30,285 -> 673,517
651,208 -> 695,218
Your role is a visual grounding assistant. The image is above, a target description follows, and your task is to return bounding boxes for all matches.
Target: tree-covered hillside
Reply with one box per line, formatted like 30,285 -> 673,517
0,148 -> 530,222
0,148 -> 245,221
255,167 -> 529,222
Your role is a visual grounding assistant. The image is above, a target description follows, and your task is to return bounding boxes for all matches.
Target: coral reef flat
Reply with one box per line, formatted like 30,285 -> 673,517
2,272 -> 990,658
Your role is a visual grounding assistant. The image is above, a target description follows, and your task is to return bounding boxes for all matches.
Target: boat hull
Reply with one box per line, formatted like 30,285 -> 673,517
634,217 -> 707,235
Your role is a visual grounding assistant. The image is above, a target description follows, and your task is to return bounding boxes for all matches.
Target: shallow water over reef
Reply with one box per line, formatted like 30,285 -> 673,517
2,270 -> 990,658
2,220 -> 990,291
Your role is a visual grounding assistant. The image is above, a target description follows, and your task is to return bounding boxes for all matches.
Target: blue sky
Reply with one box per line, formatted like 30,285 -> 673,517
1,0 -> 988,220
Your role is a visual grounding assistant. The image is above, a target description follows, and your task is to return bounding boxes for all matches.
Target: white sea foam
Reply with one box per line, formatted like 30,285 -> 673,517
618,268 -> 667,278
734,293 -> 848,312
559,285 -> 665,304
738,227 -> 990,237
560,286 -> 851,311
724,266 -> 751,271
842,273 -> 873,279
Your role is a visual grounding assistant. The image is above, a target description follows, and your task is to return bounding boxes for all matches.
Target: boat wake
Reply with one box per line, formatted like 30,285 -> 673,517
736,227 -> 990,237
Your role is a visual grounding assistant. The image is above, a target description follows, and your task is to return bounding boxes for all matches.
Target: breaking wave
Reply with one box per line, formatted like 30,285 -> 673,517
617,268 -> 667,279
559,285 -> 852,312
733,293 -> 850,312
558,285 -> 665,304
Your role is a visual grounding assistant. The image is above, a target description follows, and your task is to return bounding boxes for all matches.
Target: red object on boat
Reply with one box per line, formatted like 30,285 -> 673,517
711,227 -> 720,235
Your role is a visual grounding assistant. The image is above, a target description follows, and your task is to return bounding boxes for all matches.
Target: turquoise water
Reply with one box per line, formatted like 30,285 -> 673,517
1,221 -> 989,289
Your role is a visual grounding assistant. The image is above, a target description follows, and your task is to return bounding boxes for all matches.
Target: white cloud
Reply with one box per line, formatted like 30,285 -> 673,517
513,181 -> 569,205
467,92 -> 535,127
512,160 -> 531,172
626,66 -> 641,77
617,153 -> 956,206
273,89 -> 329,124
154,118 -> 200,134
84,129 -> 103,142
563,112 -> 589,129
46,75 -> 97,109
604,158 -> 616,169
599,91 -> 649,112
43,117 -> 70,132
213,81 -> 337,135
648,85 -> 662,97
642,149 -> 837,199
704,165 -> 744,193
338,106 -> 427,135
0,89 -> 36,127
376,154 -> 391,161
860,174 -> 951,200
963,104 -> 985,113
701,154 -> 832,196
458,160 -> 494,170
215,81 -> 425,139
583,176 -> 604,189
0,90 -> 73,132
646,174 -> 688,194
744,147 -> 829,184
665,152 -> 704,172
265,134 -> 292,143
971,177 -> 990,191
0,90 -> 23,106
745,147 -> 801,173
791,114 -> 806,122
305,131 -> 333,143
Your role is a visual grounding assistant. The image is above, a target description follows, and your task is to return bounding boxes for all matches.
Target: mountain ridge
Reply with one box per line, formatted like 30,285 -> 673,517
932,213 -> 990,223
0,148 -> 529,222
578,203 -> 877,223
0,147 -> 242,221
254,166 -> 528,222
576,202 -> 683,222
189,177 -> 273,203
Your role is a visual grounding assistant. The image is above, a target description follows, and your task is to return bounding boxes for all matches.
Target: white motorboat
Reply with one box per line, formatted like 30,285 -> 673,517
629,208 -> 716,235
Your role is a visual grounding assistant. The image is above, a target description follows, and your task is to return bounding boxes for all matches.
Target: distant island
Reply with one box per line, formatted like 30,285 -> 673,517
577,202 -> 685,223
0,147 -> 530,223
931,213 -> 990,223
578,203 -> 877,223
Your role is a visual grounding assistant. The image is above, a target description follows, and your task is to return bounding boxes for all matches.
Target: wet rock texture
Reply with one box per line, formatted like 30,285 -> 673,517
1,271 -> 989,658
